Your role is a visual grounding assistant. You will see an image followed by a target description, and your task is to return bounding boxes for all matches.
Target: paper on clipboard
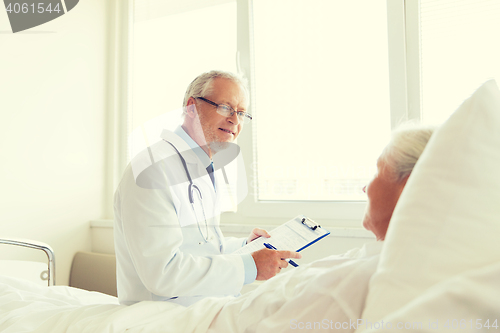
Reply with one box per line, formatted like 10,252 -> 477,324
232,215 -> 330,255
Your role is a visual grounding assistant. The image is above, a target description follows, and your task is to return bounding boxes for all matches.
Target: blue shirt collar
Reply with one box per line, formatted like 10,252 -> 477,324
174,125 -> 212,168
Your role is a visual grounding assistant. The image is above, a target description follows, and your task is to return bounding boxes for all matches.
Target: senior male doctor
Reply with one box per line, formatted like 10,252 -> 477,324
114,70 -> 301,306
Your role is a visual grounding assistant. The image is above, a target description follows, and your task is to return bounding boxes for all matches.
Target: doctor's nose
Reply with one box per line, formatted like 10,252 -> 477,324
228,113 -> 240,125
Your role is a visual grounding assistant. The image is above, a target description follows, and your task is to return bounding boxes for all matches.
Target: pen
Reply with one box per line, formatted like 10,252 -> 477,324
263,243 -> 299,267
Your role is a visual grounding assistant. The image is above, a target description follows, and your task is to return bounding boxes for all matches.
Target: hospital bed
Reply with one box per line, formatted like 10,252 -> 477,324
1,80 -> 500,333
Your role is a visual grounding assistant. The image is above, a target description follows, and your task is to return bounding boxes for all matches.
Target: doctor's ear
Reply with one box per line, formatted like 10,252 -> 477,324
185,97 -> 198,118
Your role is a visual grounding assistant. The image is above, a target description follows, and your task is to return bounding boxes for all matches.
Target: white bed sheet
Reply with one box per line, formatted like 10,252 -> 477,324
0,242 -> 382,333
0,275 -> 228,333
208,242 -> 382,333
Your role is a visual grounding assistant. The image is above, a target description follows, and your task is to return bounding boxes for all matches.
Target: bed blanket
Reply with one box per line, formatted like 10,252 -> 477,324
0,242 -> 381,333
208,242 -> 382,332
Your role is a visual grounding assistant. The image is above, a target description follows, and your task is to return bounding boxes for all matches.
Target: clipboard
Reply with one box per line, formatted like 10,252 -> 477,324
233,215 -> 330,255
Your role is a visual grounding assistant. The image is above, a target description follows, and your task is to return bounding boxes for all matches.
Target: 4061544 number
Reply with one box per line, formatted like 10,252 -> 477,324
5,2 -> 61,14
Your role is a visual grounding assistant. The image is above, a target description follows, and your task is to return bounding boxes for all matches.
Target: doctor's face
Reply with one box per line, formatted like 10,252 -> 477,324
196,77 -> 247,146
362,158 -> 407,241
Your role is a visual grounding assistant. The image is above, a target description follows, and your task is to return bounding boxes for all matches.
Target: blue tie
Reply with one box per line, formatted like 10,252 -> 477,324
206,162 -> 215,189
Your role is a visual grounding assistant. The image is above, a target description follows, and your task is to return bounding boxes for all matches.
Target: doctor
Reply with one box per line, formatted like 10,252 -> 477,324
114,70 -> 301,306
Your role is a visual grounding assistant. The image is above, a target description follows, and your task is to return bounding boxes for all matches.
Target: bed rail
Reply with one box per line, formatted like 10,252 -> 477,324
0,238 -> 55,286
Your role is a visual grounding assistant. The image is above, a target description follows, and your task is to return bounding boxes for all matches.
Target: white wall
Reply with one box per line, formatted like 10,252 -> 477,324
0,0 -> 111,285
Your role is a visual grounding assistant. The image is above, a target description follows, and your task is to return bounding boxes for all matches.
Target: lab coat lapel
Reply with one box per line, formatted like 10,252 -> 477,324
161,128 -> 219,221
160,129 -> 198,164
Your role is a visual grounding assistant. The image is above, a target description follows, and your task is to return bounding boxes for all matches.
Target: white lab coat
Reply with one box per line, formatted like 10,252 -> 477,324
114,129 -> 247,306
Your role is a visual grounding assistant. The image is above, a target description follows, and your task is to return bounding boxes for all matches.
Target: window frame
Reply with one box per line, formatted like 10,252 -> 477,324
106,0 -> 133,219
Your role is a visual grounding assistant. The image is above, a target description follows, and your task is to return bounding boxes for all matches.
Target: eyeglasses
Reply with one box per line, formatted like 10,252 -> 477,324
196,97 -> 252,124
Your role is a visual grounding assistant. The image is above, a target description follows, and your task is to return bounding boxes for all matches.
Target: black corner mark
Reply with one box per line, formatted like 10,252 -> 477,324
64,0 -> 78,11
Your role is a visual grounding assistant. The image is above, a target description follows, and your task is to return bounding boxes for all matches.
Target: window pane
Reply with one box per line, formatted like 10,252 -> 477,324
253,0 -> 391,201
131,0 -> 237,154
420,0 -> 500,125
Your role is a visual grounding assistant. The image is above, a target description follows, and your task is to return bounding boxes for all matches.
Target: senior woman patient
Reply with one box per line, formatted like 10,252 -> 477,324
205,124 -> 435,333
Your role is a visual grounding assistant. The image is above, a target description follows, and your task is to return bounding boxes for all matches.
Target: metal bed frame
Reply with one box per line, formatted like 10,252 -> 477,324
0,238 -> 55,286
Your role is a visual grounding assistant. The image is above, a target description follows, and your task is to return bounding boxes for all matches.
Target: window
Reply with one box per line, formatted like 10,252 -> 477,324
252,0 -> 391,202
419,0 -> 500,125
131,0 -> 238,150
119,0 -> 500,224
129,0 -> 239,211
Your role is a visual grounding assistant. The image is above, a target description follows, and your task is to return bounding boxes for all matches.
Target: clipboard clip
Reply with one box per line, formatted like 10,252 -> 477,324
301,217 -> 320,231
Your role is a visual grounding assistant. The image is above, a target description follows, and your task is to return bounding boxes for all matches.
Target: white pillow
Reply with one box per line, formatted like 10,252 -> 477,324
360,80 -> 500,325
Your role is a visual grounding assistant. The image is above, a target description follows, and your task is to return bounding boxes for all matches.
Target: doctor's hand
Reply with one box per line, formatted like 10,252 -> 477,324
246,228 -> 271,244
251,249 -> 302,281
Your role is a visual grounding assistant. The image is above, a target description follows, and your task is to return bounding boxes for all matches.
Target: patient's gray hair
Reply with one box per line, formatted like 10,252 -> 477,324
182,70 -> 249,116
380,123 -> 436,182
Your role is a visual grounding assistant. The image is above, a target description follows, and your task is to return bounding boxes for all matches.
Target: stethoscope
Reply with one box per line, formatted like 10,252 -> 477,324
164,140 -> 211,243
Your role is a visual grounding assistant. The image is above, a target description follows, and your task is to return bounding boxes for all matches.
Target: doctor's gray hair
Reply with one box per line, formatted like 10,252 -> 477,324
182,70 -> 249,116
380,123 -> 436,182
